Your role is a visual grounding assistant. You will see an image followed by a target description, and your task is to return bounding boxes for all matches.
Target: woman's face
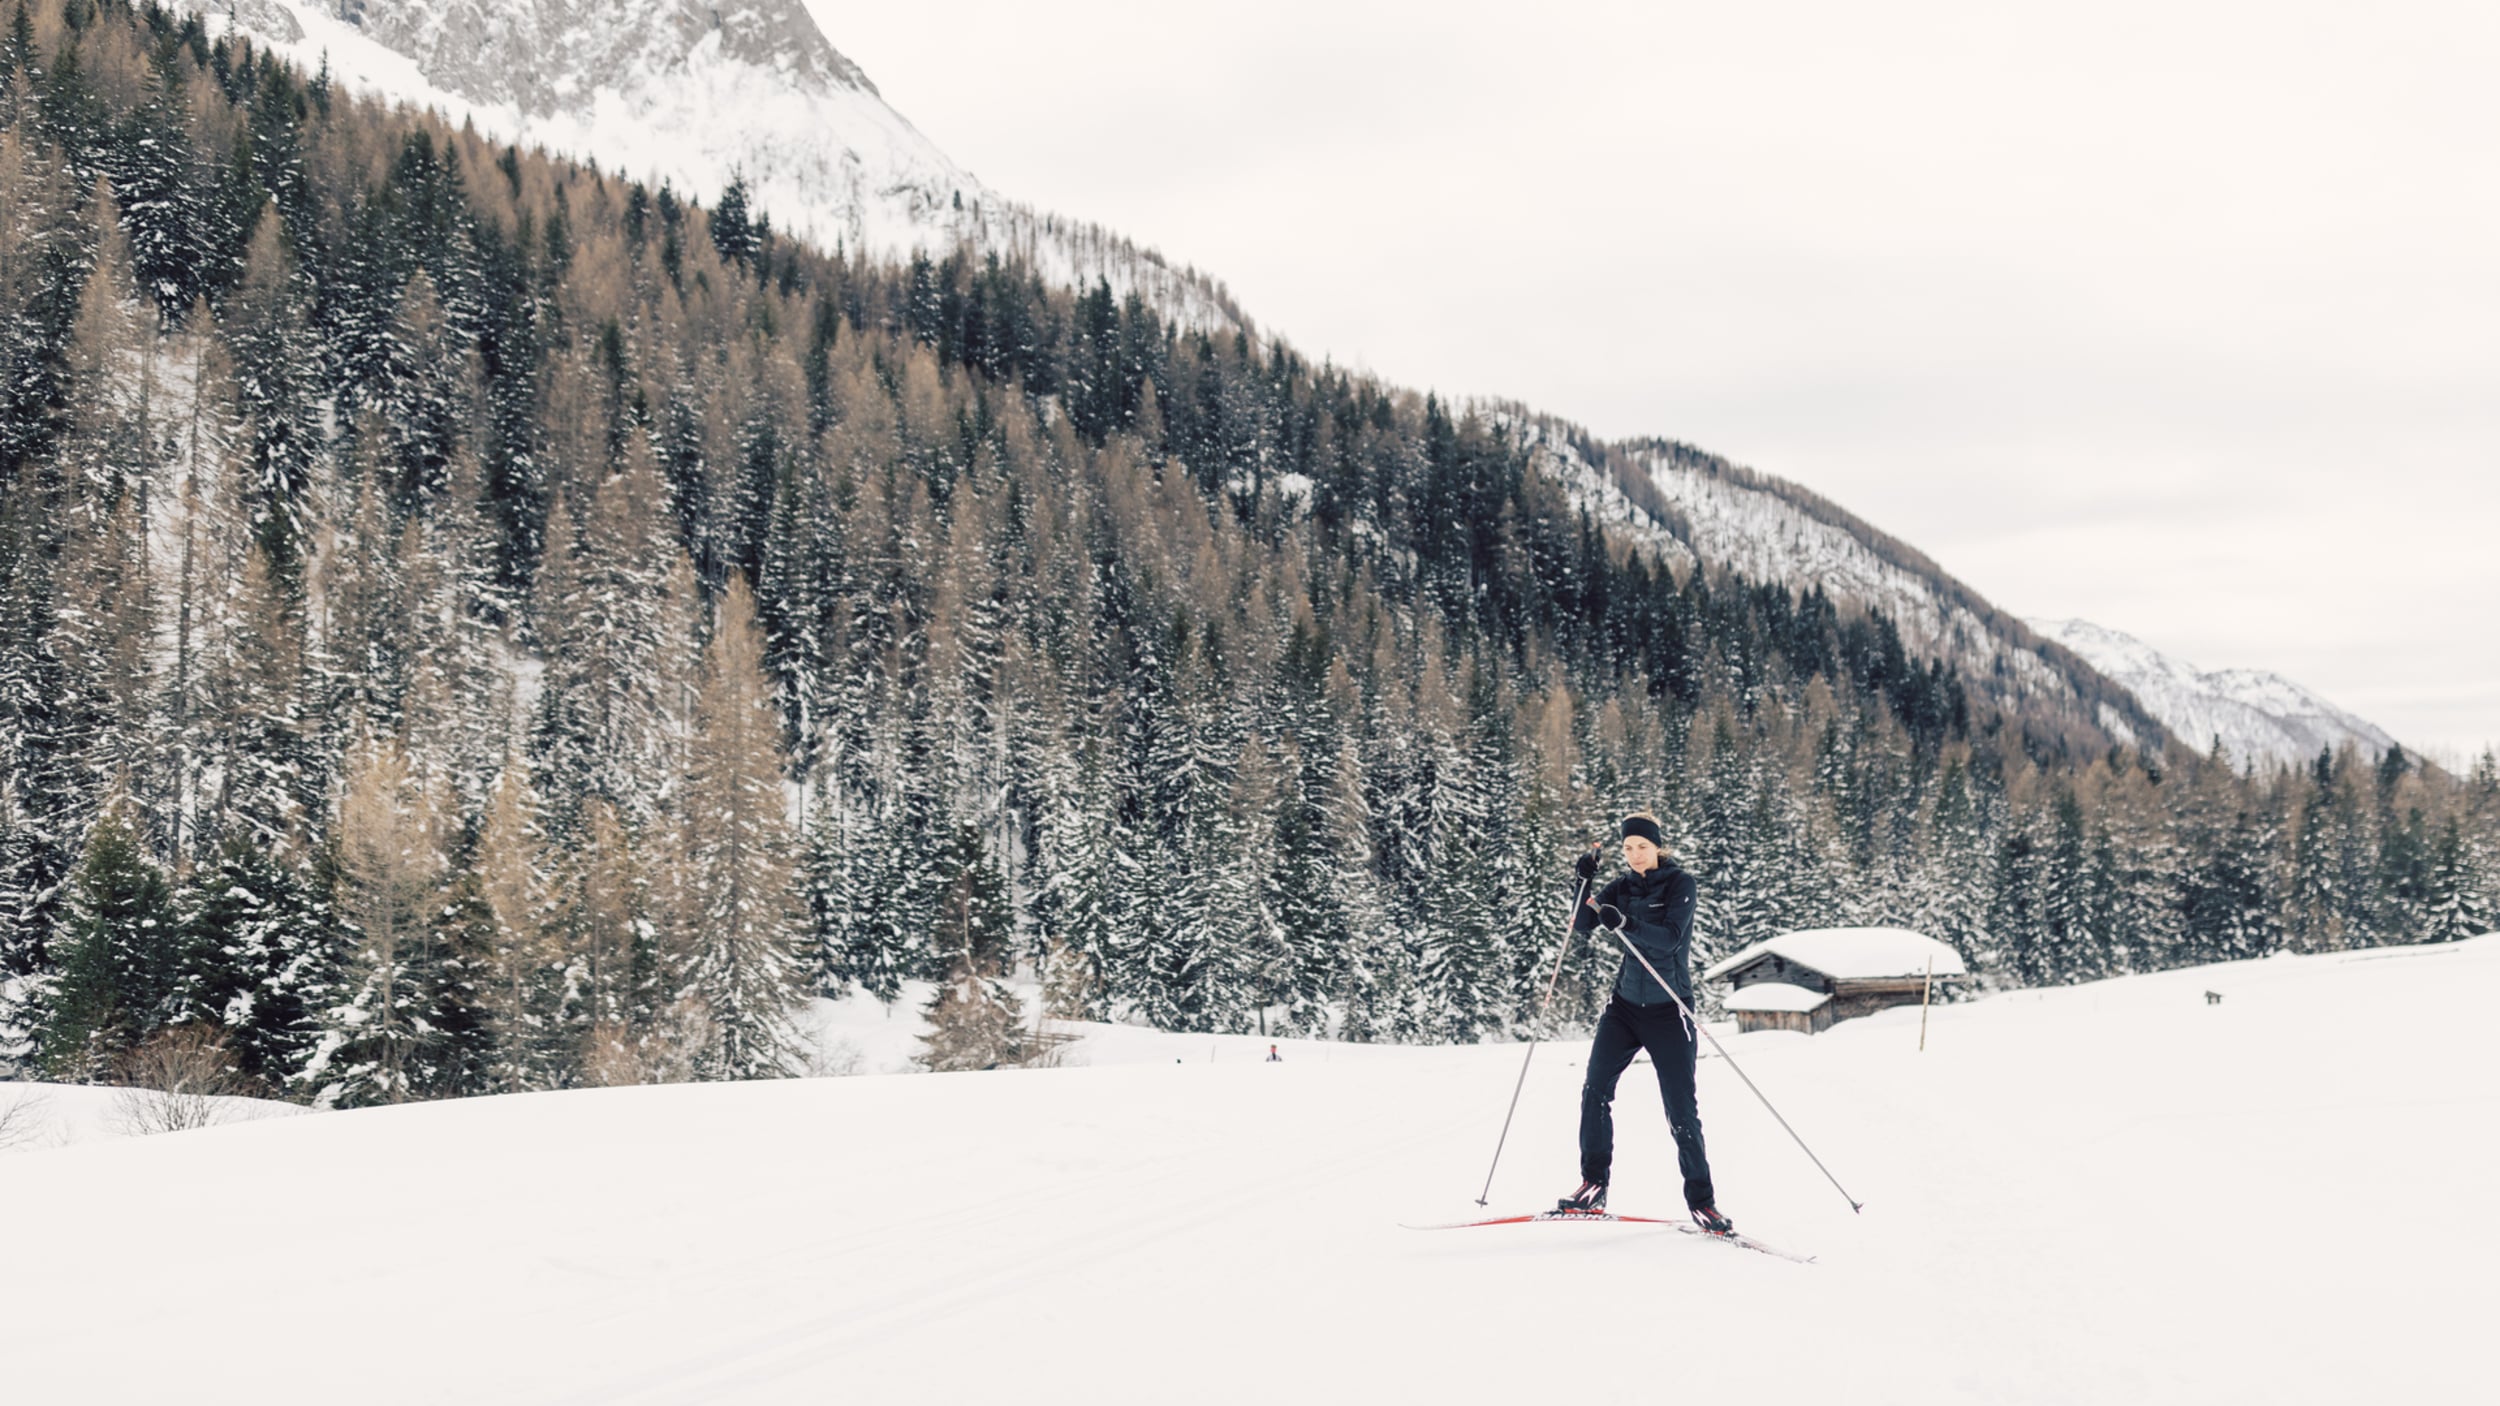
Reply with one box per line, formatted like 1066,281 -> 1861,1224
1622,835 -> 1659,872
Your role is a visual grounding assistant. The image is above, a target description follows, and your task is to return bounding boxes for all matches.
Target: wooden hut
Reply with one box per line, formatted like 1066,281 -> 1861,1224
1722,981 -> 1832,1035
1705,928 -> 1965,1034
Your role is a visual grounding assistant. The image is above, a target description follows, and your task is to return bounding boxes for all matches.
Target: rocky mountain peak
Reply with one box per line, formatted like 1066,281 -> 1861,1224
330,0 -> 875,116
2028,617 -> 2398,769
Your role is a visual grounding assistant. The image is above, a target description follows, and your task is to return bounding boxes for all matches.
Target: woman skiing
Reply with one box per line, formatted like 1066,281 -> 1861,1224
1557,812 -> 1734,1234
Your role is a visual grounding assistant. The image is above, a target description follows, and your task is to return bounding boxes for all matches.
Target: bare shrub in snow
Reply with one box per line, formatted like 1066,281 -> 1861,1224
1019,1025 -> 1079,1070
111,1027 -> 253,1135
579,1023 -> 655,1087
807,1036 -> 864,1078
580,1000 -> 720,1086
0,1086 -> 52,1151
917,959 -> 1028,1072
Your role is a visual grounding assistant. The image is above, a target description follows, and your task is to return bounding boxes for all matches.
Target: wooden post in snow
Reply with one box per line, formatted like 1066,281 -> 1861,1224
1918,952 -> 1935,1052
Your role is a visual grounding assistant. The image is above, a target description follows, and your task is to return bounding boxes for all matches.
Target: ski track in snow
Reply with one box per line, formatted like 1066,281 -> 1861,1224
5,934 -> 2493,1403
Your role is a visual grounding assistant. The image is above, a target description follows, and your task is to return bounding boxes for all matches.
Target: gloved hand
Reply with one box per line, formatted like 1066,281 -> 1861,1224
1574,848 -> 1601,883
1593,903 -> 1627,932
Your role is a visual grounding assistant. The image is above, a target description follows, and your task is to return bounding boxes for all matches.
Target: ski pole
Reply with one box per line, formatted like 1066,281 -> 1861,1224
1607,927 -> 1865,1214
1474,844 -> 1601,1206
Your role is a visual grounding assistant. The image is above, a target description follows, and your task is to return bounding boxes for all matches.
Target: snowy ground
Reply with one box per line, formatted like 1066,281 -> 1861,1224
799,980 -> 1409,1076
5,937 -> 2494,1404
0,1080 -> 305,1152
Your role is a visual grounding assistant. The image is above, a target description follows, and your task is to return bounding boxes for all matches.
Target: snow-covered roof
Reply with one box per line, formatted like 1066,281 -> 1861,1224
1705,928 -> 1967,983
1723,983 -> 1831,1014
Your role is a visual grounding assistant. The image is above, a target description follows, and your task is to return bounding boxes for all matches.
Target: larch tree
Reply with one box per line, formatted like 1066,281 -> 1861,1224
680,573 -> 806,1079
473,758 -> 565,1090
309,732 -> 450,1107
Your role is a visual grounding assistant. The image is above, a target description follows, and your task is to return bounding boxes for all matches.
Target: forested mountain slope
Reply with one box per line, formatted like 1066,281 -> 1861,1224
2,0 -> 2495,1107
1513,418 -> 2169,756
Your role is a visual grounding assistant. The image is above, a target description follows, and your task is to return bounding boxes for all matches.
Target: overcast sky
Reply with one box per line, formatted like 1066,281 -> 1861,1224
811,1 -> 2499,762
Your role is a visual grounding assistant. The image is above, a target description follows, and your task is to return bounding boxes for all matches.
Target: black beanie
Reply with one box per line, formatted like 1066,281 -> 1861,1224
1620,814 -> 1664,846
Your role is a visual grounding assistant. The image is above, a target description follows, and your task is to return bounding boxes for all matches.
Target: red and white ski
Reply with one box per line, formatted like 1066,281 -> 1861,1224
1401,1208 -> 1815,1263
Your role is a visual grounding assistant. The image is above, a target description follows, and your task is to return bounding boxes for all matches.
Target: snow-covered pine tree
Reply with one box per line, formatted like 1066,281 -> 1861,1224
846,675 -> 948,1003
1318,736 -> 1386,1039
204,544 -> 321,856
1262,735 -> 1335,1035
2178,797 -> 2280,964
0,553 -> 69,987
369,269 -> 467,510
2422,816 -> 2495,943
1989,808 -> 2049,987
1413,669 -> 1510,1042
30,791 -> 179,1079
1028,730 -> 1117,1020
2469,750 -> 2500,829
112,75 -> 219,325
423,832 -> 501,1100
316,451 -> 415,739
1219,732 -> 1288,1036
916,823 -> 1025,1074
2040,789 -> 2102,983
177,836 -> 338,1091
1495,683 -> 1579,1032
590,432 -> 694,820
800,796 -> 861,995
1695,721 -> 1794,956
220,211 -> 322,588
2366,748 -> 2434,945
756,447 -> 837,809
680,573 -> 807,1079
1124,618 -> 1242,1030
2285,749 -> 2355,952
400,448 -> 516,819
1919,756 -> 1998,977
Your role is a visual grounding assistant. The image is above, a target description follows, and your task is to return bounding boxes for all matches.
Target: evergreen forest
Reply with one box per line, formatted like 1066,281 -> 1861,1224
3,0 -> 2495,1103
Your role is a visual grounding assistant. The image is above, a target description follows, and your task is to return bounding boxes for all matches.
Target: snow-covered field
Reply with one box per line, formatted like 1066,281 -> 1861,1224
0,1081 -> 306,1152
5,936 -> 2494,1404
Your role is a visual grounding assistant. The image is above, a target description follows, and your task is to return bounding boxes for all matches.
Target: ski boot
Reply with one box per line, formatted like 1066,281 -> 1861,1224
1690,1205 -> 1736,1236
1555,1180 -> 1608,1214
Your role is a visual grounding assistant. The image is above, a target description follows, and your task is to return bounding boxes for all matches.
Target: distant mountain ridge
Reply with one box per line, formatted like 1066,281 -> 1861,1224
186,0 -> 1245,328
2027,618 -> 2397,769
1509,415 -> 2173,759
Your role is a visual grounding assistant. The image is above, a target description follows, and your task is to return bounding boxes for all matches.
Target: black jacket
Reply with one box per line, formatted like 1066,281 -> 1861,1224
1574,861 -> 1698,1009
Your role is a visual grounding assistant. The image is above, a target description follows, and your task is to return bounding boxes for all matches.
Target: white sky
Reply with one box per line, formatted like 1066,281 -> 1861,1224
810,0 -> 2500,762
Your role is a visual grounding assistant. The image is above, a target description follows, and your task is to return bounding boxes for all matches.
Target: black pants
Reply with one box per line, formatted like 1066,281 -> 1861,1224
1579,995 -> 1716,1211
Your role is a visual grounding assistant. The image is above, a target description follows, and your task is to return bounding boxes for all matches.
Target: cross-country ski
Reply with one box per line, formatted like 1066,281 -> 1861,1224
1402,1208 -> 1819,1264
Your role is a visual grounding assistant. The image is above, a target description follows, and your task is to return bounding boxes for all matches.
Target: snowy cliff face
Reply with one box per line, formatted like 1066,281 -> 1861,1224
2028,618 -> 2397,770
328,0 -> 875,116
186,1 -> 1240,327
